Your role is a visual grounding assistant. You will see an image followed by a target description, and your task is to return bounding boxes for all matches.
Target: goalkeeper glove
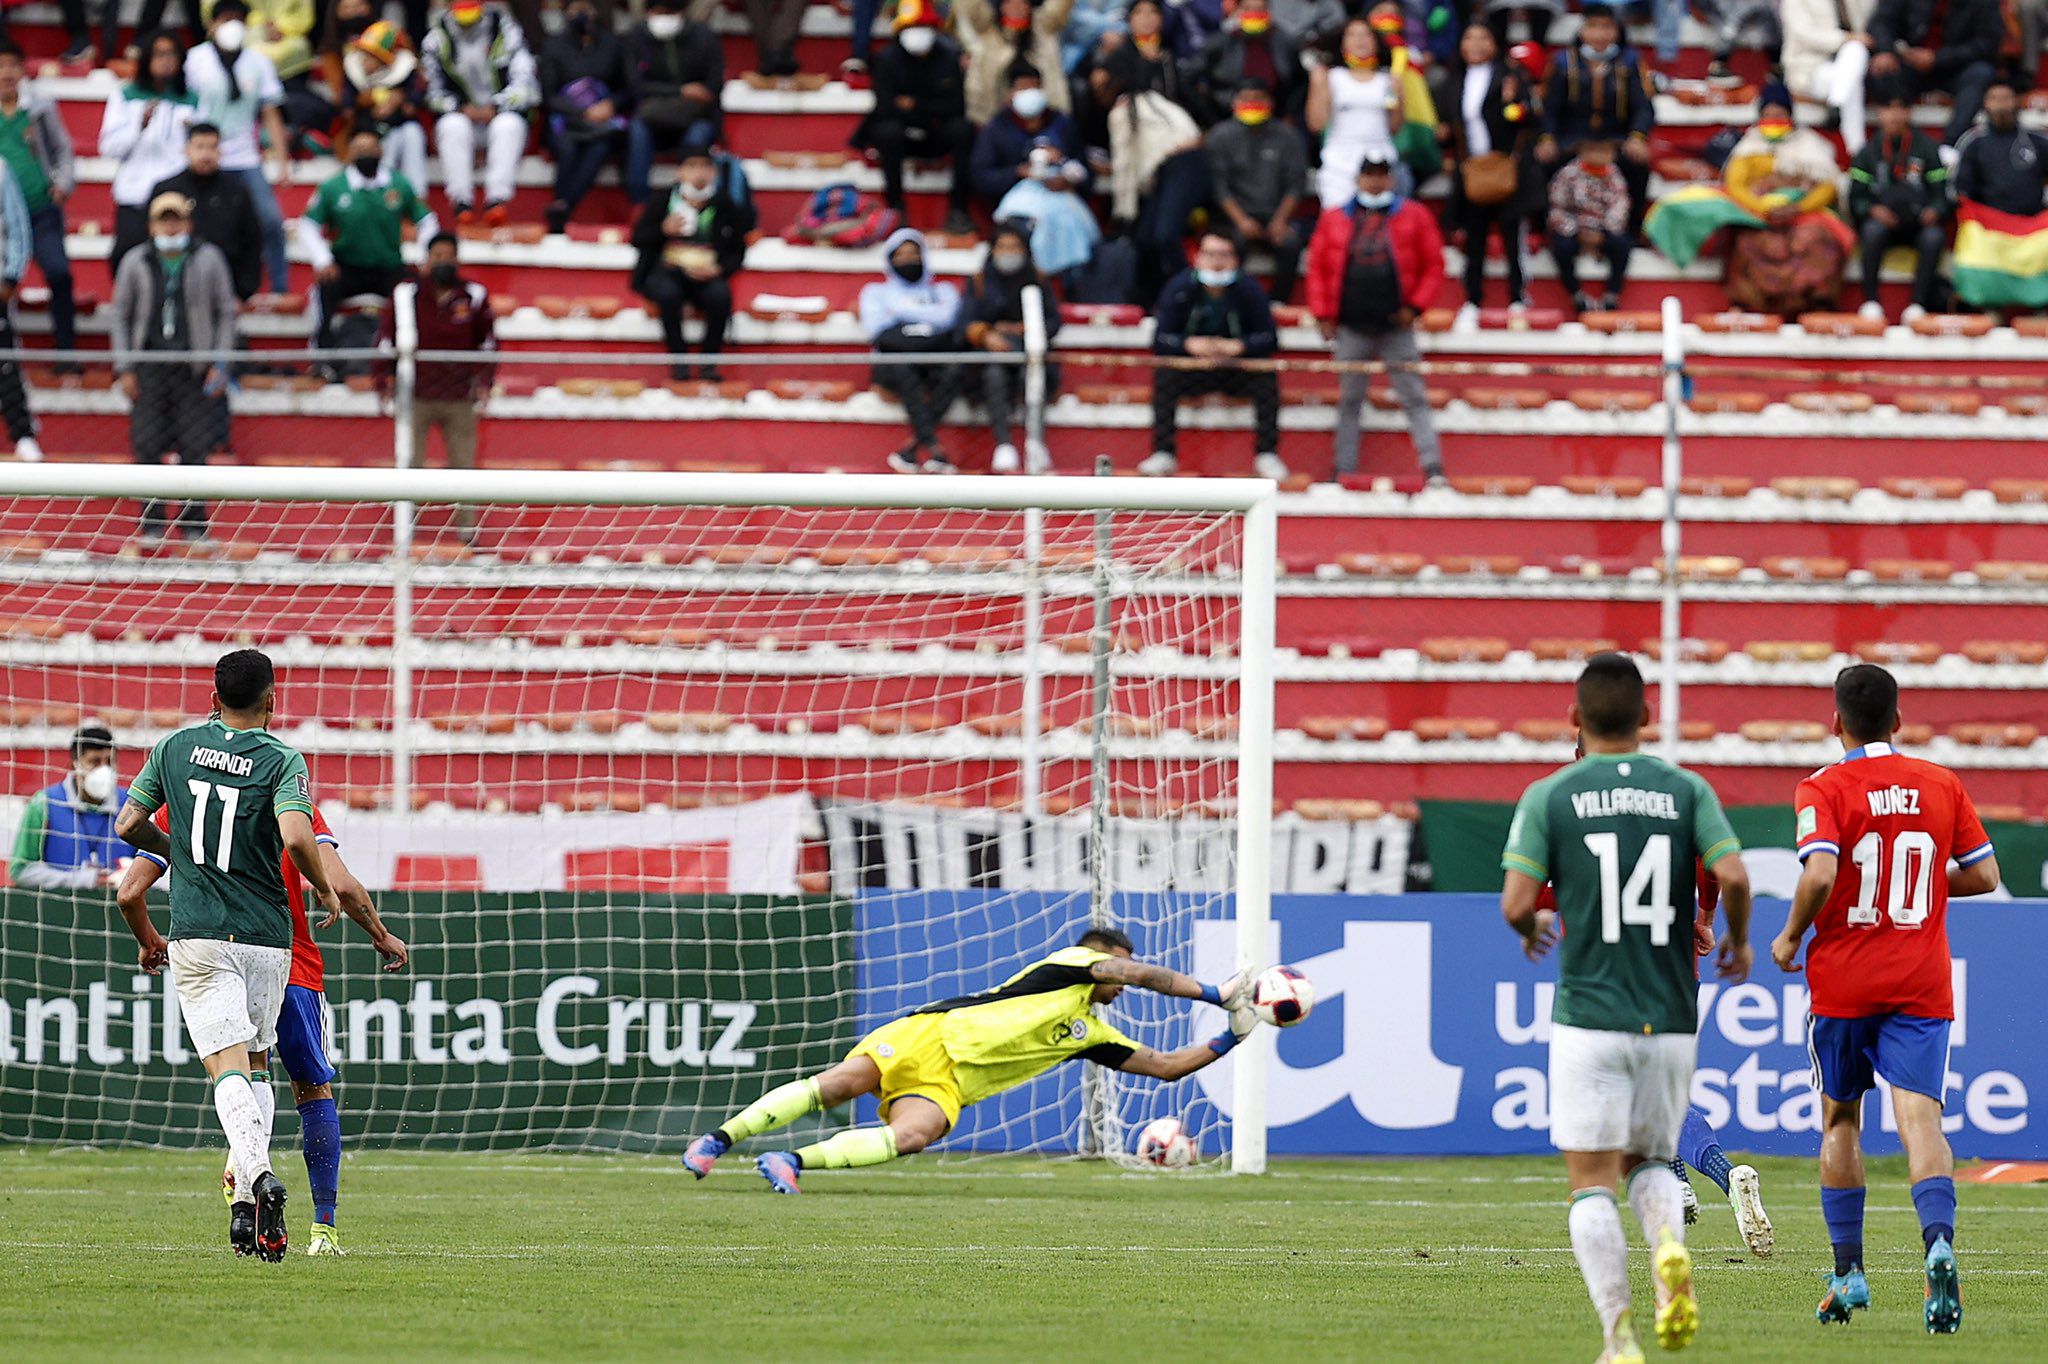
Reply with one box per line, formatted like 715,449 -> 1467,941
1198,971 -> 1254,1010
1206,1004 -> 1262,1055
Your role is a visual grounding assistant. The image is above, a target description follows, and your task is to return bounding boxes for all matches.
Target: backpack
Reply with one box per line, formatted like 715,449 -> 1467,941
714,151 -> 752,212
790,182 -> 899,248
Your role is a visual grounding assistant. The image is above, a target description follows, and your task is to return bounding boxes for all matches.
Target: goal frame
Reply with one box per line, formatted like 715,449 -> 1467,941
0,463 -> 1280,1174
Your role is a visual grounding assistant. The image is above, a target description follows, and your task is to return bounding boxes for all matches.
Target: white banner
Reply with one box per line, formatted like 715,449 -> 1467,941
821,801 -> 1411,895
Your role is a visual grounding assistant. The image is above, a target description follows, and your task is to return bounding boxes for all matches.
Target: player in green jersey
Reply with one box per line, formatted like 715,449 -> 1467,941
115,649 -> 340,1262
1500,654 -> 1754,1364
679,927 -> 1258,1192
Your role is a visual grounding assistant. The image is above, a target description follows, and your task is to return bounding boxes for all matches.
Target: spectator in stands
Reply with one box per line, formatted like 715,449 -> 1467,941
625,0 -> 724,210
1535,4 -> 1656,235
299,128 -> 436,350
187,1 -> 290,298
111,192 -> 237,545
542,0 -> 630,233
245,0 -> 323,144
0,42 -> 76,365
1269,0 -> 1348,57
1186,0 -> 1300,126
1782,0 -> 1874,156
103,1 -> 204,68
1140,231 -> 1281,479
423,0 -> 540,226
845,0 -> 882,82
0,159 -> 36,462
1306,152 -> 1447,486
861,227 -> 966,473
1084,0 -> 1196,117
1691,0 -> 1782,81
851,0 -> 976,236
8,724 -> 131,888
967,222 -> 1060,472
1206,78 -> 1309,304
384,234 -> 496,535
1484,0 -> 1564,47
1700,83 -> 1853,316
1103,55 -> 1208,300
960,0 -> 1077,125
1432,21 -> 1538,325
336,20 -> 431,200
150,123 -> 264,303
1308,19 -> 1403,210
1868,0 -> 2001,145
994,138 -> 1102,280
1062,0 -> 1129,74
1547,138 -> 1633,313
1364,1 -> 1444,189
1850,91 -> 1949,322
1951,79 -> 2048,311
744,0 -> 810,78
102,31 -> 198,275
972,62 -> 1088,204
631,142 -> 753,380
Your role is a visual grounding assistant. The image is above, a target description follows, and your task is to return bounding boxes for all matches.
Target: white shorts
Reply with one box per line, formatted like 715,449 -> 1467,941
169,939 -> 291,1061
1549,1023 -> 1696,1158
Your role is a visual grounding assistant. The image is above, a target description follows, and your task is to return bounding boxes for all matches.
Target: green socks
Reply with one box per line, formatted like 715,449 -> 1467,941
794,1127 -> 899,1171
718,1077 -> 824,1144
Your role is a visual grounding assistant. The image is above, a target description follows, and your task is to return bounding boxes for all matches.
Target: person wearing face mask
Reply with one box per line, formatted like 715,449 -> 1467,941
298,128 -> 436,351
110,194 -> 237,545
1306,152 -> 1448,486
966,223 -> 1062,471
381,234 -> 496,536
541,0 -> 630,233
1547,138 -> 1635,314
852,0 -> 977,235
1534,5 -> 1656,237
100,30 -> 198,278
624,0 -> 724,210
186,0 -> 292,297
423,0 -> 541,226
971,63 -> 1089,204
337,20 -> 431,203
1140,231 -> 1281,478
1206,77 -> 1309,303
1949,78 -> 2048,311
1186,0 -> 1301,126
631,141 -> 755,381
10,725 -> 138,889
861,227 -> 966,472
958,0 -> 1077,125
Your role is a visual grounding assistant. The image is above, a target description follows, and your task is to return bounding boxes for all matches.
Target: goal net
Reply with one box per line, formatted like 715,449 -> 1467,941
0,464 -> 1276,1173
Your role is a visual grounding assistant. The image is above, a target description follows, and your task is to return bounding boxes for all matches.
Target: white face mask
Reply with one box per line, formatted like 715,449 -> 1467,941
899,25 -> 936,56
214,19 -> 247,50
678,178 -> 713,202
1011,87 -> 1048,120
81,763 -> 117,803
154,231 -> 190,253
646,13 -> 682,39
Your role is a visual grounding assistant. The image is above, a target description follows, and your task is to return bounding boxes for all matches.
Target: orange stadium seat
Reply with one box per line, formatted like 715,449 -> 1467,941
1688,390 -> 1770,414
1739,720 -> 1828,742
1951,723 -> 2040,748
1566,389 -> 1656,412
1695,311 -> 1777,332
1762,556 -> 1852,581
1770,477 -> 1859,501
1300,716 -> 1390,741
1432,554 -> 1523,575
1788,391 -> 1876,414
1895,391 -> 1983,416
1880,476 -> 1968,499
1369,385 -> 1452,408
1561,474 -> 1648,497
1799,311 -> 1886,338
1461,387 -> 1550,410
1907,313 -> 1996,338
1515,718 -> 1577,742
1990,480 -> 2048,503
1894,723 -> 1937,745
1744,641 -> 1834,662
1962,641 -> 2048,665
1868,559 -> 1955,582
1852,641 -> 1943,664
1973,560 -> 2048,581
1640,637 -> 1731,662
1420,637 -> 1512,662
1680,475 -> 1755,497
1413,717 -> 1503,741
1292,799 -> 1388,821
1579,310 -> 1664,334
1530,637 -> 1621,660
1447,474 -> 1535,496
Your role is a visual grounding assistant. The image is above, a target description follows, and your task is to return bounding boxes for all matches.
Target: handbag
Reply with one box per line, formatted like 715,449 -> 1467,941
1460,151 -> 1518,207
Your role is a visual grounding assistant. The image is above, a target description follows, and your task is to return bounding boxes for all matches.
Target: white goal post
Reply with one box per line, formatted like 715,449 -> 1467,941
0,463 -> 1278,1174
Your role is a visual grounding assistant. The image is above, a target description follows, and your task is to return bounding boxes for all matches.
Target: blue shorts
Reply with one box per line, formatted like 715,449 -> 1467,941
1807,1012 -> 1949,1104
272,984 -> 337,1089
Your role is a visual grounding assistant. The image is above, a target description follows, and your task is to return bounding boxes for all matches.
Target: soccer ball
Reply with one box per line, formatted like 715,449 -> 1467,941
1252,965 -> 1315,1027
1135,1116 -> 1198,1169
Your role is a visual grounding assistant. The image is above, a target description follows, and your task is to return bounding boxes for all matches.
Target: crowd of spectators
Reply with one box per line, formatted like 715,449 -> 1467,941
1,0 -> 2046,483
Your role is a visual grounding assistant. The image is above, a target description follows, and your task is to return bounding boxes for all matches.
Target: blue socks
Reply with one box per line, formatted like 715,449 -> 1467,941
1912,1175 -> 1958,1252
298,1097 -> 342,1227
1677,1105 -> 1733,1195
1821,1185 -> 1866,1276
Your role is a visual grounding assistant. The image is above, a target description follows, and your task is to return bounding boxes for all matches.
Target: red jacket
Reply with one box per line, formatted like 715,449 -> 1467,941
376,276 -> 499,402
1305,197 -> 1446,324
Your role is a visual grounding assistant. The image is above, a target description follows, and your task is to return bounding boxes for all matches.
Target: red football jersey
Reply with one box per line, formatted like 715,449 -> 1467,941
1794,742 -> 1992,1020
150,804 -> 335,992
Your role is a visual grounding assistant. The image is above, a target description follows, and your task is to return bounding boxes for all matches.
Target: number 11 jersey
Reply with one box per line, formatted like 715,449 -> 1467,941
1794,742 -> 1992,1021
127,718 -> 315,950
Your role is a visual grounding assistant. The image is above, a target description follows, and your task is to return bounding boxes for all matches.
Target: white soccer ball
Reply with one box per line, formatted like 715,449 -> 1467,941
1136,1116 -> 1198,1169
1252,965 -> 1315,1027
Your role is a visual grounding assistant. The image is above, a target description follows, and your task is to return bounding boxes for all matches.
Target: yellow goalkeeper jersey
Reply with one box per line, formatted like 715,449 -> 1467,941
910,946 -> 1141,1106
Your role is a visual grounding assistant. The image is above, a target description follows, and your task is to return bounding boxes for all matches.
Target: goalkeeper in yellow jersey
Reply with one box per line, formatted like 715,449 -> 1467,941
681,927 -> 1258,1192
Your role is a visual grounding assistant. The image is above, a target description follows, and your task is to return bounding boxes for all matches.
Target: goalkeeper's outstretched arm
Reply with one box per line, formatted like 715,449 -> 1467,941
1112,1008 -> 1260,1083
1089,955 -> 1249,1008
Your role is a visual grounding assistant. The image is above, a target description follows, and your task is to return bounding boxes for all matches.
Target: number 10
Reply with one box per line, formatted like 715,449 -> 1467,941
1847,830 -> 1935,928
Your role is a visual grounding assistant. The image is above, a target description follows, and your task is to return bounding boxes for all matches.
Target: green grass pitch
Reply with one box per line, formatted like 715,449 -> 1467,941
2,1149 -> 2044,1362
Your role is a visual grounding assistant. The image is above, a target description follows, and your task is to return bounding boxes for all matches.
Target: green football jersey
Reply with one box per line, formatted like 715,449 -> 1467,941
1502,752 -> 1740,1035
126,719 -> 314,949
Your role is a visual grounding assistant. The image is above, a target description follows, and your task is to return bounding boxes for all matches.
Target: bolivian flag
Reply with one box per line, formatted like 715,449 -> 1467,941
1644,185 -> 1766,268
1952,201 -> 2048,309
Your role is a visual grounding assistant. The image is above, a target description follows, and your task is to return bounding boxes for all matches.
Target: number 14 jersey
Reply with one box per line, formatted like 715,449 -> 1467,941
1795,742 -> 1993,1021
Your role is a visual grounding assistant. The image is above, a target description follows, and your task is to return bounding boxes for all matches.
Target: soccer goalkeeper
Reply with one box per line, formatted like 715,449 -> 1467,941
682,927 -> 1258,1192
